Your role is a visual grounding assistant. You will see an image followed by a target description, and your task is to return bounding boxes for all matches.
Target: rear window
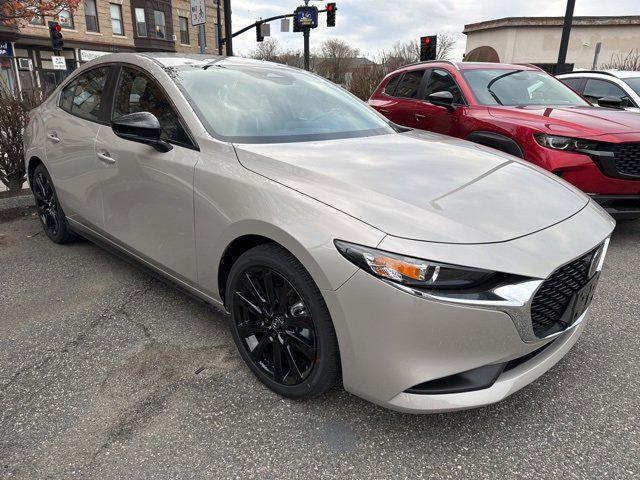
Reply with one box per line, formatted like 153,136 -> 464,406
395,70 -> 424,99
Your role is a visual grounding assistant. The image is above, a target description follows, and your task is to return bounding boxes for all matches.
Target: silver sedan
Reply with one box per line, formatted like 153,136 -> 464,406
23,53 -> 614,413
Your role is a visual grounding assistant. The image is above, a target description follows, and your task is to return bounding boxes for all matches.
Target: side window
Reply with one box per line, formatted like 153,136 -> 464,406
384,74 -> 401,96
395,70 -> 424,99
59,80 -> 77,112
560,77 -> 585,93
583,79 -> 632,106
113,67 -> 190,145
423,69 -> 464,104
62,67 -> 109,122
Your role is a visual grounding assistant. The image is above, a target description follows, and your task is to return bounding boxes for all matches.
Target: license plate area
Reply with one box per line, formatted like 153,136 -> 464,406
565,273 -> 600,325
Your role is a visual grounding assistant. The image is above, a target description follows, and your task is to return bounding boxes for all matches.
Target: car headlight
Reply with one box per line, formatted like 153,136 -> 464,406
534,134 -> 600,151
334,240 -> 497,290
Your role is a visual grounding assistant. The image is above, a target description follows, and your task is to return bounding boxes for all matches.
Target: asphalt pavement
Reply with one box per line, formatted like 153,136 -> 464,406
1,206 -> 639,479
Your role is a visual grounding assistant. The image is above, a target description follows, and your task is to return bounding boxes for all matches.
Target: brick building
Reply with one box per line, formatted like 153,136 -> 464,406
0,1 -> 226,95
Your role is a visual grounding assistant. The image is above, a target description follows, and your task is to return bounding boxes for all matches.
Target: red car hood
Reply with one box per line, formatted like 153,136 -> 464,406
488,106 -> 640,139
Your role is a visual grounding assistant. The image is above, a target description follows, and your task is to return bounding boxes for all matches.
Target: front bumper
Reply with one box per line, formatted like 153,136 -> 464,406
321,202 -> 613,413
590,194 -> 640,220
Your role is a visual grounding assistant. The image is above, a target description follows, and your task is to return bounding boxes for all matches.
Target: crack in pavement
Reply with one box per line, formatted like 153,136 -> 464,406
0,278 -> 156,398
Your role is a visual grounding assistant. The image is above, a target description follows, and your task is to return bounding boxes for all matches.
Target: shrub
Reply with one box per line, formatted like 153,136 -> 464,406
0,82 -> 43,191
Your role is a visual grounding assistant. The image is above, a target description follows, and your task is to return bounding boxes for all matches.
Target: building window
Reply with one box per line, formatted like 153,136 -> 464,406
135,8 -> 147,37
110,4 -> 123,35
84,0 -> 99,32
179,17 -> 189,45
154,10 -> 166,39
57,9 -> 74,29
29,9 -> 45,26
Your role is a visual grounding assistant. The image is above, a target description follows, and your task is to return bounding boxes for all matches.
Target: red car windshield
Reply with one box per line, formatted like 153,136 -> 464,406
462,69 -> 590,107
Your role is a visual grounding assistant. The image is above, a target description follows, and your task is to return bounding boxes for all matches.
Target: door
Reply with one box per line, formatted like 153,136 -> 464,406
95,65 -> 199,281
414,68 -> 467,137
44,65 -> 112,229
375,69 -> 425,128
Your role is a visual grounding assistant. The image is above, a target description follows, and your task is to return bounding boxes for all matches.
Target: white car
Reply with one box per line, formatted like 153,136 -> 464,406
557,70 -> 640,112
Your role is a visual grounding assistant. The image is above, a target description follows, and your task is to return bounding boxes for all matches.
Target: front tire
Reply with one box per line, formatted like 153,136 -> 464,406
226,244 -> 340,400
32,164 -> 76,244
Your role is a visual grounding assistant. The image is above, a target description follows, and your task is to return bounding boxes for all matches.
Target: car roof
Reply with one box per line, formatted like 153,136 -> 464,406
558,69 -> 640,79
84,52 -> 297,71
401,61 -> 541,73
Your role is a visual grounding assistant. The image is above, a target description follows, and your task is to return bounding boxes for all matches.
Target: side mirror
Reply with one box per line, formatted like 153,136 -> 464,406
112,112 -> 173,153
597,95 -> 624,109
428,91 -> 456,112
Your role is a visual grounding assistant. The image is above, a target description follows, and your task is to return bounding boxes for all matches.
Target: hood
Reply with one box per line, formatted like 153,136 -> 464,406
488,105 -> 640,138
234,131 -> 588,244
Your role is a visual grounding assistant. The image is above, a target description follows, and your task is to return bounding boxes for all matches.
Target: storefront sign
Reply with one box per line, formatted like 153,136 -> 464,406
51,56 -> 67,70
80,49 -> 109,62
0,42 -> 13,57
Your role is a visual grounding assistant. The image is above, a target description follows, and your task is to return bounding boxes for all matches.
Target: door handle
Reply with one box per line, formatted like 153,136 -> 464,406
415,113 -> 426,120
378,108 -> 390,113
97,151 -> 116,165
47,132 -> 60,143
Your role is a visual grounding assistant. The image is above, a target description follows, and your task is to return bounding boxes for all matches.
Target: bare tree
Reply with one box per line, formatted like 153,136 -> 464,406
278,49 -> 306,69
436,33 -> 457,60
315,38 -> 359,85
601,49 -> 640,71
249,38 -> 281,62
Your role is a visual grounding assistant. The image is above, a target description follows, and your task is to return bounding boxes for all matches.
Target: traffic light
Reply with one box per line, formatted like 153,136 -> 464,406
48,21 -> 64,51
256,22 -> 264,42
326,3 -> 336,27
420,35 -> 437,61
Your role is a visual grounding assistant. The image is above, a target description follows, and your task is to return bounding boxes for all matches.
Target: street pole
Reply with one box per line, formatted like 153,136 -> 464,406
303,27 -> 310,71
198,24 -> 206,54
223,0 -> 233,55
216,0 -> 223,55
557,0 -> 576,74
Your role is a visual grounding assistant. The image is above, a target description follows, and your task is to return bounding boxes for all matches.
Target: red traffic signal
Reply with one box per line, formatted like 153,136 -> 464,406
420,35 -> 437,61
326,3 -> 336,27
48,21 -> 64,51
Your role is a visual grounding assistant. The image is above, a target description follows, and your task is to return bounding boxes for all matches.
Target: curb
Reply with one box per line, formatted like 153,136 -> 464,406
0,192 -> 35,212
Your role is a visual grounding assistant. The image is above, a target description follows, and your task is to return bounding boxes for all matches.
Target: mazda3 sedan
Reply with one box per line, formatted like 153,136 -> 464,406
24,54 -> 614,413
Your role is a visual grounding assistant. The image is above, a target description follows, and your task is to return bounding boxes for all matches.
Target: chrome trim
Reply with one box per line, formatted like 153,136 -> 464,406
381,238 -> 610,344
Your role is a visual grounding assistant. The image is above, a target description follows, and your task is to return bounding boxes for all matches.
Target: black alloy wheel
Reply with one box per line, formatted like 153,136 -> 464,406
227,244 -> 340,399
233,266 -> 316,385
32,164 -> 75,244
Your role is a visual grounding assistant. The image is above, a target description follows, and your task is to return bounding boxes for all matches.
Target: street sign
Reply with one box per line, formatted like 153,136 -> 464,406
190,0 -> 206,26
294,6 -> 318,29
51,56 -> 67,70
281,18 -> 290,32
0,41 -> 13,57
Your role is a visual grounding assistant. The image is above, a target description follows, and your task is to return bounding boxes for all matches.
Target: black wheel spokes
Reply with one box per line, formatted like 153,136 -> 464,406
234,267 -> 317,386
34,173 -> 59,236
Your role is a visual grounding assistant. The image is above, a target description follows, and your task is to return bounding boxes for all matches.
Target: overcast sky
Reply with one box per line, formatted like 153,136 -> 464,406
228,0 -> 639,59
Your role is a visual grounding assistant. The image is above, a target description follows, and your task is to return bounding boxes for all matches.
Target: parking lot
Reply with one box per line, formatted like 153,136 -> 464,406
0,205 -> 638,480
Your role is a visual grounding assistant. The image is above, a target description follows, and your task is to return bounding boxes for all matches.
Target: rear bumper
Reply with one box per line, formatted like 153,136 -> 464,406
591,194 -> 640,220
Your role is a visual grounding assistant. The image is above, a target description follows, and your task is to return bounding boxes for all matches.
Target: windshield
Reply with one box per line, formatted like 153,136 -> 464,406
462,69 -> 590,107
168,65 -> 394,143
623,78 -> 640,97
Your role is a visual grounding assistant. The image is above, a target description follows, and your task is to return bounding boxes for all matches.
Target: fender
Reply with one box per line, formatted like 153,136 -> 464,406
466,131 -> 524,159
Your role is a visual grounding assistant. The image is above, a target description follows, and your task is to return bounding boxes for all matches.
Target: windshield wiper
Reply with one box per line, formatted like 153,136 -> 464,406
486,70 -> 523,106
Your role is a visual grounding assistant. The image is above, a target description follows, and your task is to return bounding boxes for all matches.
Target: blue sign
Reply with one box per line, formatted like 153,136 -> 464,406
295,6 -> 318,29
0,41 -> 13,57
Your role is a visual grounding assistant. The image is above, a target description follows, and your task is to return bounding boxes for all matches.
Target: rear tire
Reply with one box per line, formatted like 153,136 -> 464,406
226,243 -> 340,400
32,164 -> 76,244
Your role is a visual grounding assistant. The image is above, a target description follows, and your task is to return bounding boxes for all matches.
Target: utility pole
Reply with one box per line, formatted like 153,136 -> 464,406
224,0 -> 233,55
557,0 -> 576,74
303,28 -> 310,70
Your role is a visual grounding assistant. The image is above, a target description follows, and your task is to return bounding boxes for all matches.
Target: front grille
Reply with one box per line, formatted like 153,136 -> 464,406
530,249 -> 598,338
613,143 -> 640,178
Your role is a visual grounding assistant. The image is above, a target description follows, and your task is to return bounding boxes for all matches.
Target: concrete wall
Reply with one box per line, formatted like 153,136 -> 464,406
466,25 -> 640,69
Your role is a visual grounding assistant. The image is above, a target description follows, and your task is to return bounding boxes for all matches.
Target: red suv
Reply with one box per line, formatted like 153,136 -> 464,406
369,61 -> 640,219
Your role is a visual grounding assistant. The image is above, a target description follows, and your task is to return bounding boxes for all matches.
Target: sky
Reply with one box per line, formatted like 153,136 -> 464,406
228,0 -> 640,59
